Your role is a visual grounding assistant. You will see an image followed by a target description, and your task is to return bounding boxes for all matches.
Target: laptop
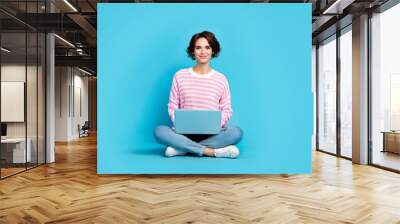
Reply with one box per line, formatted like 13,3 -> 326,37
1,123 -> 7,140
174,109 -> 221,134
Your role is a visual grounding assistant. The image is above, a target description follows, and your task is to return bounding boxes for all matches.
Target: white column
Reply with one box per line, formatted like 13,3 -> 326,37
46,33 -> 55,163
352,14 -> 369,164
45,0 -> 55,163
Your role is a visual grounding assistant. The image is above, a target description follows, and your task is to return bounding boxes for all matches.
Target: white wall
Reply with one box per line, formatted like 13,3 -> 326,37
55,67 -> 89,141
55,66 -> 69,141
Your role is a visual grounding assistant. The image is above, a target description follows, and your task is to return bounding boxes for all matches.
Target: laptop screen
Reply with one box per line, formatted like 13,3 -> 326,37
1,123 -> 7,137
174,110 -> 221,135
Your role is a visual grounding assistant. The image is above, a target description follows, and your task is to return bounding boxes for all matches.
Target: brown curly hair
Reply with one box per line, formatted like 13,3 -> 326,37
186,31 -> 221,60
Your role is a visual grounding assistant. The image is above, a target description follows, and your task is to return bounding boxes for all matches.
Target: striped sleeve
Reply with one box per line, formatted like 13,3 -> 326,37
167,74 -> 180,124
219,76 -> 233,128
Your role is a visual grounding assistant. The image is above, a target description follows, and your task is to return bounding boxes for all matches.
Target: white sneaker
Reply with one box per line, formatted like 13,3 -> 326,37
165,146 -> 187,157
214,145 -> 240,158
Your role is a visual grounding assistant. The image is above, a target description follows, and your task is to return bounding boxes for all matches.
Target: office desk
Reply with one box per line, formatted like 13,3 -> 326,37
382,131 -> 400,154
1,138 -> 32,163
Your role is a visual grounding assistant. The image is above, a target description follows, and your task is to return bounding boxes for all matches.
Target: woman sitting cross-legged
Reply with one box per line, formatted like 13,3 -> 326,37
154,31 -> 243,158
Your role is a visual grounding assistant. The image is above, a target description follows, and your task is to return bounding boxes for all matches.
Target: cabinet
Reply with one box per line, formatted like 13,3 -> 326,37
382,131 -> 400,154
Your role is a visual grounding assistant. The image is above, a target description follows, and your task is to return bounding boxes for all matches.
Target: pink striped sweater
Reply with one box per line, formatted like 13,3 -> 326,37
168,68 -> 233,128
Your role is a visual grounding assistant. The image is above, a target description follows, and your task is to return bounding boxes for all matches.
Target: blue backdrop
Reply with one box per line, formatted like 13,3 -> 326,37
98,3 -> 312,174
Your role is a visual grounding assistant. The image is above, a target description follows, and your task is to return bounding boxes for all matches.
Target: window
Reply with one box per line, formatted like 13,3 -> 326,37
371,2 -> 400,171
317,35 -> 337,154
339,27 -> 352,158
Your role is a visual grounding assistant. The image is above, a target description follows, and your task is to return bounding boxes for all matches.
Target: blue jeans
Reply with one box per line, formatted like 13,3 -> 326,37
154,125 -> 243,156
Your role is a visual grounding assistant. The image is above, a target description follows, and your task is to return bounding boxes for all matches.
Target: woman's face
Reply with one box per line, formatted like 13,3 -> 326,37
193,37 -> 212,64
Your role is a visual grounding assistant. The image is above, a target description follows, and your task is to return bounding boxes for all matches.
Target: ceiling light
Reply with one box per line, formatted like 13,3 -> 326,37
1,47 -> 11,53
322,0 -> 355,15
63,0 -> 78,12
54,34 -> 75,48
78,67 -> 93,76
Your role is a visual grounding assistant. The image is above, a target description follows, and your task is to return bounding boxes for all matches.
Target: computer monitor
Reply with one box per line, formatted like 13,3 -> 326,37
1,123 -> 7,137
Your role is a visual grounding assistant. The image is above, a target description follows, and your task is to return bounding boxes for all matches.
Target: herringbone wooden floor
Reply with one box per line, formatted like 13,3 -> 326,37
1,134 -> 400,224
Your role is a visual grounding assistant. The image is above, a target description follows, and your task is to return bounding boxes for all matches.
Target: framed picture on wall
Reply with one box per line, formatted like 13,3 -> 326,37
1,81 -> 25,122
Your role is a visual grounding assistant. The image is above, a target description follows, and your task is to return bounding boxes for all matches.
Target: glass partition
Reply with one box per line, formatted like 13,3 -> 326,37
1,31 -> 28,178
0,1 -> 46,179
317,35 -> 337,154
27,30 -> 38,169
